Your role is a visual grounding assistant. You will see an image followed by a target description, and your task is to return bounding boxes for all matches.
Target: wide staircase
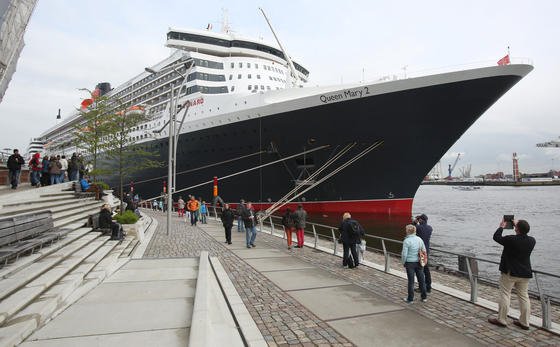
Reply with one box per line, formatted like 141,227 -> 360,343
0,183 -> 149,347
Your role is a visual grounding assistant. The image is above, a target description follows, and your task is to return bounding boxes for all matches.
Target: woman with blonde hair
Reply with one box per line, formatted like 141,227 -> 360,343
401,224 -> 427,303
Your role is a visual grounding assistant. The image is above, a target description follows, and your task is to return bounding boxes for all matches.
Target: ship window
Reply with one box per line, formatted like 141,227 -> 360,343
238,74 -> 242,79
248,85 -> 251,90
229,75 -> 232,80
266,86 -> 271,90
254,85 -> 258,90
269,76 -> 273,80
260,85 -> 264,90
239,62 -> 242,68
230,62 -> 234,68
247,63 -> 251,68
231,86 -> 235,92
248,74 -> 251,79
257,75 -> 260,79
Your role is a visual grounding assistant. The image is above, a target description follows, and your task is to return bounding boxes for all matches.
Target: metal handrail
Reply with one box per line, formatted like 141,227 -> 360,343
252,212 -> 557,330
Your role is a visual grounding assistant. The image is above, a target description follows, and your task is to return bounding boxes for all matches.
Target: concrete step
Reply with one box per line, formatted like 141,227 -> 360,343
53,208 -> 103,229
51,200 -> 103,222
49,237 -> 134,319
0,236 -> 110,326
0,233 -> 100,302
39,192 -> 76,198
0,197 -> 97,217
0,195 -> 79,209
120,239 -> 139,258
0,226 -> 91,279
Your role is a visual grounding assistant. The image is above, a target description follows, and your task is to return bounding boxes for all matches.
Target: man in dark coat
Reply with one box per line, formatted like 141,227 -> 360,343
7,149 -> 25,189
221,203 -> 235,244
414,214 -> 433,292
488,219 -> 535,330
338,212 -> 363,268
241,202 -> 257,248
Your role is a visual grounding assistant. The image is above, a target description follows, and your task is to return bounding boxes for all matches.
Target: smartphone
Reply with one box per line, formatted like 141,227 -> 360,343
503,215 -> 514,229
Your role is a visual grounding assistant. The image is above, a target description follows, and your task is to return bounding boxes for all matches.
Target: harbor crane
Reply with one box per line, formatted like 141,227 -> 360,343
447,153 -> 461,179
536,137 -> 560,148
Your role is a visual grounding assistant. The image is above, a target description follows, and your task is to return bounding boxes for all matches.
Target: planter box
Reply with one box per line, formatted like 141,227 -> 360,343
121,217 -> 146,242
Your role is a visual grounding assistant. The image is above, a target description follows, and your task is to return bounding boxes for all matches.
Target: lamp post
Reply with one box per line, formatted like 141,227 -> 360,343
145,56 -> 194,235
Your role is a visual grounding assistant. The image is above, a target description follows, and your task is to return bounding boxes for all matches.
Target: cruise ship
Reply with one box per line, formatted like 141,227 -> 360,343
37,25 -> 533,218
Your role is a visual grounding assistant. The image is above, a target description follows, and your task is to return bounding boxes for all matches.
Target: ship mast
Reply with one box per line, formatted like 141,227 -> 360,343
259,8 -> 300,87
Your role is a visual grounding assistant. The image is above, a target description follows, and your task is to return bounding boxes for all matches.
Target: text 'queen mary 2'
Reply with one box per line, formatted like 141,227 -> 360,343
39,26 -> 532,217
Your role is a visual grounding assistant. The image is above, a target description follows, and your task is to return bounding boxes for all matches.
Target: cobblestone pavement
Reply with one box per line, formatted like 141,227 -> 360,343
143,210 -> 560,346
294,227 -> 560,324
143,210 -> 353,346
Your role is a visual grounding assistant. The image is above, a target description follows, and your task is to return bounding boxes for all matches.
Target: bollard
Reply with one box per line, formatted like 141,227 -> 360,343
463,256 -> 478,303
534,273 -> 552,329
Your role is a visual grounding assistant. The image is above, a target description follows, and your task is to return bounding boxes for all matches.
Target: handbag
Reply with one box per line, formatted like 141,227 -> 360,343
418,239 -> 428,267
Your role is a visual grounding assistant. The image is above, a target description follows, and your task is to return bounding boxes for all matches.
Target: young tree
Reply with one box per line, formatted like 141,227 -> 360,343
73,95 -> 113,181
103,99 -> 162,213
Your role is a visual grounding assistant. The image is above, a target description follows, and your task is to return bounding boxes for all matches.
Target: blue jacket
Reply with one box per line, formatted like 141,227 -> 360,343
200,204 -> 207,213
415,221 -> 433,252
401,234 -> 426,265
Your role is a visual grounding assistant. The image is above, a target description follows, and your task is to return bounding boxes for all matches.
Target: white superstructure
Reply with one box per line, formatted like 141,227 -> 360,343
38,27 -> 310,154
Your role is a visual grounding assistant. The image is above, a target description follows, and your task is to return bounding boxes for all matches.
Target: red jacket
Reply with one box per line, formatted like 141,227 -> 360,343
29,153 -> 42,171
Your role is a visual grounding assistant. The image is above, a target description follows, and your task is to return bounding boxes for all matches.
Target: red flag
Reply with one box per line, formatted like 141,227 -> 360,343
497,54 -> 510,66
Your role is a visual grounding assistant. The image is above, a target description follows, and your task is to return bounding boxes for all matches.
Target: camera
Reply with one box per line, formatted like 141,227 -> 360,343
503,215 -> 514,229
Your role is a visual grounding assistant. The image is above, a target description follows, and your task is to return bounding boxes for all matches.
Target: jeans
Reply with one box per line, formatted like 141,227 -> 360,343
60,170 -> 66,182
405,262 -> 427,301
50,173 -> 58,185
245,225 -> 257,246
8,169 -> 20,188
498,272 -> 530,326
237,216 -> 244,232
190,211 -> 198,225
30,170 -> 41,186
423,263 -> 432,290
284,226 -> 293,248
201,212 -> 207,224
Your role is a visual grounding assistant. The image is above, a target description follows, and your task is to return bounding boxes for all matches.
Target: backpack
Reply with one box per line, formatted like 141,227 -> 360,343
348,220 -> 364,239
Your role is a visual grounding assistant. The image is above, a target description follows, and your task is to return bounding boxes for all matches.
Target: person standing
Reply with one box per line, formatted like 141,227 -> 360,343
414,214 -> 433,293
49,156 -> 62,185
221,203 -> 235,244
68,153 -> 79,181
41,155 -> 51,186
281,208 -> 295,249
7,149 -> 25,189
338,213 -> 363,268
187,196 -> 200,226
59,155 -> 68,182
293,204 -> 307,248
200,199 -> 208,224
28,153 -> 42,187
177,196 -> 185,217
236,199 -> 245,232
488,219 -> 535,330
242,202 -> 257,248
401,224 -> 428,303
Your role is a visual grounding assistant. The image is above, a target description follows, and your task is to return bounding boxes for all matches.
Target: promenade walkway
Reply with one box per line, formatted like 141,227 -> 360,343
142,211 -> 559,346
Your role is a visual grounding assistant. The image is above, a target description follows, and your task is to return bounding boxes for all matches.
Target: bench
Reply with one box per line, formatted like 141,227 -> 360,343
0,211 -> 61,265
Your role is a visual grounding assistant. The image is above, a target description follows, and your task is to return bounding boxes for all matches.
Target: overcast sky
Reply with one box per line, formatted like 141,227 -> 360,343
1,0 -> 559,175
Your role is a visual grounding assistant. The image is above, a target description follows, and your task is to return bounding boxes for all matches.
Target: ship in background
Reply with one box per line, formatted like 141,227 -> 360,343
36,19 -> 533,219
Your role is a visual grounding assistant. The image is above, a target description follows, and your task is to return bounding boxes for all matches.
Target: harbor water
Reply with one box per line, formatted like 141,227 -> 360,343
308,185 -> 560,297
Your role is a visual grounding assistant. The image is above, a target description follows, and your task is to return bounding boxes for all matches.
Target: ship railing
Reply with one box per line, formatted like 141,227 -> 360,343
205,208 -> 558,330
370,57 -> 534,83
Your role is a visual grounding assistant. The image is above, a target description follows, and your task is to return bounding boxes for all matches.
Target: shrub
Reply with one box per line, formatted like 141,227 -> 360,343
94,181 -> 110,190
114,210 -> 139,224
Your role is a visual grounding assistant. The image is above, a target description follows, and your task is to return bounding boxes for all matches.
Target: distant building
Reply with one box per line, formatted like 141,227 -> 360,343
0,0 -> 37,104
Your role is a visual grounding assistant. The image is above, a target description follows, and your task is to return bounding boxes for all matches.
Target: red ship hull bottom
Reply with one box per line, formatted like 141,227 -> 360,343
242,198 -> 413,216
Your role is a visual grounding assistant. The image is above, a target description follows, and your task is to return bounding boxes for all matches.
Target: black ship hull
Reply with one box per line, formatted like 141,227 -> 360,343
110,66 -> 529,220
